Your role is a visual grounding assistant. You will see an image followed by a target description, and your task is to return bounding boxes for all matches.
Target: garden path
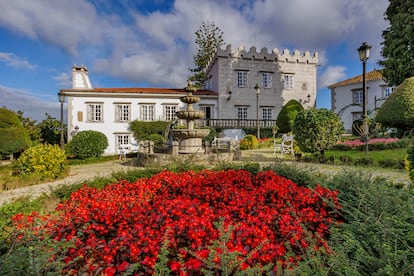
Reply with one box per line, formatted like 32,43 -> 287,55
0,148 -> 411,206
0,160 -> 137,206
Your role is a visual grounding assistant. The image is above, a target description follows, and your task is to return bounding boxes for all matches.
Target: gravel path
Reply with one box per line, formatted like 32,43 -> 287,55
0,160 -> 137,206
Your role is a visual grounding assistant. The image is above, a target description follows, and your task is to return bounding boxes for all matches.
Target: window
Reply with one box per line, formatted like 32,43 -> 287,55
115,104 -> 130,122
353,90 -> 363,104
283,74 -> 293,89
236,71 -> 248,87
201,106 -> 212,119
261,72 -> 272,88
140,104 -> 155,121
164,105 -> 177,121
87,103 -> 103,122
116,134 -> 130,147
262,107 -> 272,120
384,86 -> 395,98
237,106 -> 248,120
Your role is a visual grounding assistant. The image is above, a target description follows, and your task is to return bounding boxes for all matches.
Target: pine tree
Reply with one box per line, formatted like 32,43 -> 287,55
189,21 -> 224,88
379,0 -> 414,86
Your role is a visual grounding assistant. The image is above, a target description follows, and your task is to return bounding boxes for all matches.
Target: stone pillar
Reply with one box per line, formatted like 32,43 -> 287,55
172,141 -> 179,155
149,141 -> 154,154
205,141 -> 211,154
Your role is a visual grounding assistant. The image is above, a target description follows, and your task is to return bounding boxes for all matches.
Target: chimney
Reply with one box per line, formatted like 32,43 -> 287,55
72,64 -> 93,89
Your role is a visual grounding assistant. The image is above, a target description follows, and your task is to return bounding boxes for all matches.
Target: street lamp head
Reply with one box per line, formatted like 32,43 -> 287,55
254,83 -> 260,95
358,42 -> 372,62
58,92 -> 65,103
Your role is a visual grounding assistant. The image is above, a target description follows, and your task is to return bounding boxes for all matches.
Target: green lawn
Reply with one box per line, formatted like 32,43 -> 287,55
325,148 -> 407,161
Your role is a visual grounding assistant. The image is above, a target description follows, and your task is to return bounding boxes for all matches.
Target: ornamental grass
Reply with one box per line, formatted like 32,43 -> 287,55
8,170 -> 339,275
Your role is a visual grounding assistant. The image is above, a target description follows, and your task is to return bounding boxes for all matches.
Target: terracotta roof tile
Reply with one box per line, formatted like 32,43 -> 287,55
328,69 -> 384,89
65,87 -> 218,96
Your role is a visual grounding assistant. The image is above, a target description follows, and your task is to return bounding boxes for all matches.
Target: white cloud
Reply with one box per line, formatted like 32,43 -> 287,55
0,0 -> 389,89
0,52 -> 36,70
318,66 -> 347,89
0,86 -> 60,122
53,72 -> 72,87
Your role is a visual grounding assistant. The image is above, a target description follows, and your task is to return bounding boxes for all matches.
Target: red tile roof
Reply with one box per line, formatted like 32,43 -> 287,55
64,87 -> 218,96
328,69 -> 384,89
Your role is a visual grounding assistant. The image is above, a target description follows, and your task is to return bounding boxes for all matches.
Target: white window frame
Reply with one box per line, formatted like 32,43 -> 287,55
261,72 -> 272,88
353,90 -> 363,104
163,105 -> 177,121
201,105 -> 213,119
140,104 -> 155,121
115,103 -> 130,122
236,71 -> 248,87
116,134 -> 130,148
87,103 -> 103,122
283,74 -> 294,90
262,107 -> 272,120
237,106 -> 248,120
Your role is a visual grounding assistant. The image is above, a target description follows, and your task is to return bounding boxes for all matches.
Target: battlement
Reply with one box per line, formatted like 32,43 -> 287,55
206,44 -> 318,71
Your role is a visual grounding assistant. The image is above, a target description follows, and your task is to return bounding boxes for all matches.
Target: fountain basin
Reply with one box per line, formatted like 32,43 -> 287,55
176,110 -> 204,120
170,128 -> 210,139
180,95 -> 200,104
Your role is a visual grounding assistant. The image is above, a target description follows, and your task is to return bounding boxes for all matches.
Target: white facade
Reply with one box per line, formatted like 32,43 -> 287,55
328,70 -> 396,132
62,45 -> 319,155
61,66 -> 217,155
205,45 -> 318,121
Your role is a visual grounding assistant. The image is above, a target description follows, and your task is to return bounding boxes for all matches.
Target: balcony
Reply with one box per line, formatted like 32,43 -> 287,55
200,119 -> 277,129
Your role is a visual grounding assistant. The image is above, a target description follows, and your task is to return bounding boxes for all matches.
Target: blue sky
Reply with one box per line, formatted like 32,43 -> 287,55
0,0 -> 389,122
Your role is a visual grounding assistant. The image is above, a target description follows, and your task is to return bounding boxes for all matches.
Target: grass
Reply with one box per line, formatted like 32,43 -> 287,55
325,148 -> 407,161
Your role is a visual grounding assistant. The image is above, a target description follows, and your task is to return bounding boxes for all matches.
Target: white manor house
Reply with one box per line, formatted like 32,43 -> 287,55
60,45 -> 318,155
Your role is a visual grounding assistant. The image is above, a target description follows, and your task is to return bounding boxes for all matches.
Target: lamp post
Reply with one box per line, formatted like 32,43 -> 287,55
58,92 -> 65,149
357,42 -> 371,157
254,83 -> 260,140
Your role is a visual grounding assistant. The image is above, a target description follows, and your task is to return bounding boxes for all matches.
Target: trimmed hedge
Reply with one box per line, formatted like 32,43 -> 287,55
65,130 -> 108,159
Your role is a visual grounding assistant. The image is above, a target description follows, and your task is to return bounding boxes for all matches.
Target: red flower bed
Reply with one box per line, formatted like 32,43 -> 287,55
12,170 -> 339,274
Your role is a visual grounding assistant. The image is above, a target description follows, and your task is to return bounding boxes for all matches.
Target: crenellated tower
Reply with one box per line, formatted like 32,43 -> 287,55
205,44 -> 318,121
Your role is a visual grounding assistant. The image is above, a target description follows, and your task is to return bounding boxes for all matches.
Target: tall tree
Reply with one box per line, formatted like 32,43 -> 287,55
189,21 -> 224,88
379,0 -> 414,86
38,113 -> 64,145
16,110 -> 41,144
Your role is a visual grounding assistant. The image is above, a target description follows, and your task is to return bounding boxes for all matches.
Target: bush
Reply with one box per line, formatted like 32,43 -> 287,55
65,130 -> 108,159
239,134 -> 258,150
293,109 -> 344,155
13,144 -> 66,180
324,172 -> 414,274
407,142 -> 414,183
129,121 -> 170,141
147,133 -> 164,146
202,127 -> 216,143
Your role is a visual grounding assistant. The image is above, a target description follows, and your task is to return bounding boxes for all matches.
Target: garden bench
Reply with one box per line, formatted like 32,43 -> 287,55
273,134 -> 294,156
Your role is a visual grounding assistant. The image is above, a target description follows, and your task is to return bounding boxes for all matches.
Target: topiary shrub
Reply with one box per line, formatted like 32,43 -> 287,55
276,100 -> 304,133
293,108 -> 344,155
14,144 -> 66,180
240,134 -> 258,150
0,108 -> 31,158
406,142 -> 414,183
65,130 -> 108,159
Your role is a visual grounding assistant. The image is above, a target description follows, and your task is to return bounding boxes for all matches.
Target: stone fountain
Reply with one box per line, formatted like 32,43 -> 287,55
170,81 -> 210,154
